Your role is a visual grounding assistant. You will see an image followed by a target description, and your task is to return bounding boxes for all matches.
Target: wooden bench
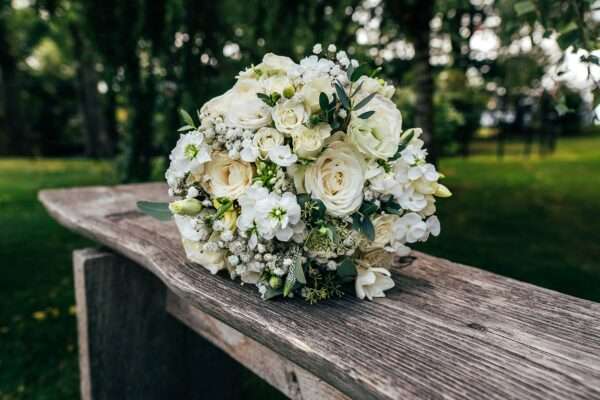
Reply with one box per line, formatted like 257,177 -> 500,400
39,183 -> 600,400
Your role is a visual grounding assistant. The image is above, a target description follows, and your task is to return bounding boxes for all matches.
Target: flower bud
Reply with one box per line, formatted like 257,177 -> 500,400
434,183 -> 452,198
169,198 -> 203,216
283,86 -> 295,99
269,276 -> 282,289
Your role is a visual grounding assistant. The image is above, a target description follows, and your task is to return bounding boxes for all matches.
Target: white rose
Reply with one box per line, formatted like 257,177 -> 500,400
355,266 -> 395,300
257,53 -> 296,75
272,99 -> 308,135
355,76 -> 395,99
261,75 -> 293,95
200,89 -> 234,118
222,79 -> 272,130
253,127 -> 284,158
300,75 -> 334,113
347,95 -> 402,159
181,237 -> 226,275
304,140 -> 366,217
291,124 -> 331,160
360,214 -> 399,251
201,152 -> 254,199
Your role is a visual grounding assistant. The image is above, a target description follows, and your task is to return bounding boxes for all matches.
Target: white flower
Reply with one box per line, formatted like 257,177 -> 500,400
255,192 -> 302,241
200,89 -> 234,118
225,80 -> 272,130
291,124 -> 331,160
347,95 -> 403,159
256,53 -> 296,75
304,139 -> 366,217
327,44 -> 336,53
174,215 -> 208,241
424,215 -> 441,240
268,144 -> 298,166
261,75 -> 293,95
354,76 -> 395,99
393,212 -> 428,243
181,236 -> 226,274
240,139 -> 260,162
395,187 -> 428,212
355,266 -> 395,300
272,99 -> 308,134
201,152 -> 253,199
166,132 -> 211,185
360,214 -> 399,251
254,127 -> 284,158
298,56 -> 335,80
312,43 -> 322,54
299,75 -> 334,113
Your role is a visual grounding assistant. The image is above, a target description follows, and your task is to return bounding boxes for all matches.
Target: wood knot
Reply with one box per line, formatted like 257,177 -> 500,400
466,322 -> 487,332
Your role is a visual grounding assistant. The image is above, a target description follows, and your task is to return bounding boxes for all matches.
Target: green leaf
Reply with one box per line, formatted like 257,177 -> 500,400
381,200 -> 402,215
263,287 -> 283,300
359,200 -> 378,216
137,201 -> 172,221
179,109 -> 195,128
337,257 -> 357,282
257,93 -> 273,106
352,213 -> 362,231
351,80 -> 365,97
369,67 -> 382,78
514,1 -> 536,16
361,217 -> 375,241
557,22 -> 579,50
358,110 -> 375,119
178,125 -> 195,132
346,64 -> 355,81
353,92 -> 376,110
350,64 -> 369,82
292,258 -> 306,284
283,269 -> 297,297
335,82 -> 351,110
319,92 -> 329,112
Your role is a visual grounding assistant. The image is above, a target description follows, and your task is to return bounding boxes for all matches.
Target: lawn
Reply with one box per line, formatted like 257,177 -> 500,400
1,136 -> 600,399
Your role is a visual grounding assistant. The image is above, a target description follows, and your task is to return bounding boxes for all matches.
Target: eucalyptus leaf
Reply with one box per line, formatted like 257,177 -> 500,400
335,82 -> 351,110
137,201 -> 172,221
283,269 -> 297,297
319,92 -> 329,112
359,200 -> 378,216
337,257 -> 357,282
353,92 -> 376,110
263,287 -> 283,300
361,217 -> 375,241
179,109 -> 195,128
350,64 -> 369,82
352,213 -> 362,231
358,110 -> 375,119
351,80 -> 365,97
177,125 -> 195,132
292,258 -> 307,284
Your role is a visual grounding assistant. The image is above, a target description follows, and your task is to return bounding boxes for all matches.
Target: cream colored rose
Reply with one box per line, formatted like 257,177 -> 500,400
253,127 -> 284,158
360,214 -> 399,251
291,124 -> 331,160
355,76 -> 395,99
181,237 -> 226,275
347,95 -> 402,159
287,163 -> 307,193
257,53 -> 296,75
225,80 -> 272,130
200,89 -> 234,118
300,75 -> 334,113
201,152 -> 253,199
355,266 -> 395,300
304,140 -> 366,217
272,99 -> 308,135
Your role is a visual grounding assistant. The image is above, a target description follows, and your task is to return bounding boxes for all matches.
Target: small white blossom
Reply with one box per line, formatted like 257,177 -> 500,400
327,44 -> 336,53
268,144 -> 298,167
255,192 -> 302,241
312,43 -> 322,54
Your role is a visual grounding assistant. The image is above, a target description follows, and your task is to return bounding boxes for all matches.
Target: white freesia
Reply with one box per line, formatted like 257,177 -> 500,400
166,132 -> 211,186
291,124 -> 331,159
268,144 -> 298,166
201,152 -> 253,199
305,139 -> 366,217
355,266 -> 395,300
255,192 -> 302,241
347,95 -> 402,159
393,212 -> 428,243
272,99 -> 308,134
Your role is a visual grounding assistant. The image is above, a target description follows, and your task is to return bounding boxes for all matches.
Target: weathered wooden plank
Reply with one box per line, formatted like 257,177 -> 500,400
73,248 -> 245,400
166,291 -> 349,400
41,183 -> 600,400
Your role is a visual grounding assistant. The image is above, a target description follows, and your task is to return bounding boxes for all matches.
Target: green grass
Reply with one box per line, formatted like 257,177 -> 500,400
1,136 -> 600,399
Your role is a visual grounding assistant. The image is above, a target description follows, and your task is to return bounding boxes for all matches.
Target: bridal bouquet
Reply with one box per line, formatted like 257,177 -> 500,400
138,44 -> 451,303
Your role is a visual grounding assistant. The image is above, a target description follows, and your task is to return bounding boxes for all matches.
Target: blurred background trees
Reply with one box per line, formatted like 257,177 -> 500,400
0,0 -> 598,179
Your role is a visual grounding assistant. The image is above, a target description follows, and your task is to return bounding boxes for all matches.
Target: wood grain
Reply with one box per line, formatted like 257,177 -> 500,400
41,183 -> 600,400
73,248 -> 245,400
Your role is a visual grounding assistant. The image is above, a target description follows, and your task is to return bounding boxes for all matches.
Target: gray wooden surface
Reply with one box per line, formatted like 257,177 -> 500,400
40,183 -> 600,400
74,248 -> 245,400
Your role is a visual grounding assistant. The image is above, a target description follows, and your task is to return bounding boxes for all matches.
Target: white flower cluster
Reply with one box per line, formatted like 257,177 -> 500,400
163,45 -> 451,303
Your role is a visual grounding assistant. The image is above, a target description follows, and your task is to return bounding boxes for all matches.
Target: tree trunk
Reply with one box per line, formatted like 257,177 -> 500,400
387,0 -> 437,165
70,24 -> 111,158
